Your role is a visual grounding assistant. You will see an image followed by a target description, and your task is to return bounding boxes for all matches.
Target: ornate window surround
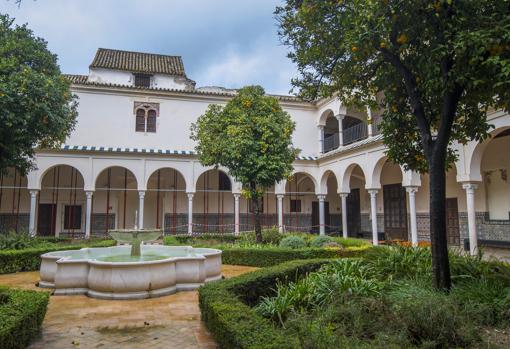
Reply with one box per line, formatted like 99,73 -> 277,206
134,102 -> 159,133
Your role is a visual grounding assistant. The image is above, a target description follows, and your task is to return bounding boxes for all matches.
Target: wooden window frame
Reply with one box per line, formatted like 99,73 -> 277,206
290,199 -> 301,213
64,205 -> 82,230
134,102 -> 159,133
134,73 -> 152,88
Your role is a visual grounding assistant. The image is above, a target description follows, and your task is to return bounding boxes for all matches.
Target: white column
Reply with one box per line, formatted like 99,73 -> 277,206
366,105 -> 374,137
463,183 -> 478,255
233,193 -> 240,235
318,125 -> 324,153
317,194 -> 326,236
405,186 -> 419,246
335,114 -> 345,147
29,190 -> 38,237
340,193 -> 349,238
187,193 -> 194,235
138,191 -> 145,229
85,191 -> 93,239
277,194 -> 284,233
368,189 -> 379,245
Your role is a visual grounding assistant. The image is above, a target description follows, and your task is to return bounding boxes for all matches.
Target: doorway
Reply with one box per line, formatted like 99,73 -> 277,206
383,183 -> 408,240
37,203 -> 56,236
347,188 -> 361,237
445,198 -> 460,246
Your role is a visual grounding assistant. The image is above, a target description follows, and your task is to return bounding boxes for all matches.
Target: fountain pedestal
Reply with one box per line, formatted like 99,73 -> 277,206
108,229 -> 162,256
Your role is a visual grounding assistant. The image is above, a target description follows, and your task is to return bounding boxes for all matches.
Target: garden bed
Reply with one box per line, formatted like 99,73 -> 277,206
0,239 -> 116,274
199,247 -> 510,348
0,287 -> 50,349
198,259 -> 332,349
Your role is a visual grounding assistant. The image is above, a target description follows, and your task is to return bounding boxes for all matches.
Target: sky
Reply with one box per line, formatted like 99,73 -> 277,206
0,0 -> 297,95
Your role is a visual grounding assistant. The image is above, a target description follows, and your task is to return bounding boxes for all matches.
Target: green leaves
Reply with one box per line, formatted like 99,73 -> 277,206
0,14 -> 77,175
191,85 -> 299,192
276,0 -> 510,172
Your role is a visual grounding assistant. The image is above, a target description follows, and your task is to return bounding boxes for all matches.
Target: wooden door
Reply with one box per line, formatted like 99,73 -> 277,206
312,201 -> 330,233
383,184 -> 408,240
346,189 -> 361,236
37,204 -> 56,236
445,198 -> 460,246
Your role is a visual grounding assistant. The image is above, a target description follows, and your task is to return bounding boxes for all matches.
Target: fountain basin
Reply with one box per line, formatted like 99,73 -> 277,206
39,245 -> 222,300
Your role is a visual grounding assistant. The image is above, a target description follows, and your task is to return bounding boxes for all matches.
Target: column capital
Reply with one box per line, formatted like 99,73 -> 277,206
405,186 -> 419,194
339,192 -> 349,198
462,183 -> 478,191
29,189 -> 39,197
334,113 -> 346,121
233,193 -> 241,199
317,124 -> 325,130
85,190 -> 94,198
317,194 -> 326,201
276,194 -> 285,200
187,192 -> 194,199
367,189 -> 379,196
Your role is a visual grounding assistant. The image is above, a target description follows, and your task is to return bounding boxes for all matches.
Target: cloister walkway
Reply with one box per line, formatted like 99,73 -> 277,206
0,265 -> 258,349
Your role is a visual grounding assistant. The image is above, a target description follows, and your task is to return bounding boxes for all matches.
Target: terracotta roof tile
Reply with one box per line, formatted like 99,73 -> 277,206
90,48 -> 186,76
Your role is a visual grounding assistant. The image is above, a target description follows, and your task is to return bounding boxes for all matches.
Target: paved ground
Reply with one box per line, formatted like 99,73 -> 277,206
0,265 -> 258,349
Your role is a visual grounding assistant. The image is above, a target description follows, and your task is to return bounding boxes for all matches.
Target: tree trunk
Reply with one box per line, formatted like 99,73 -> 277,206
250,182 -> 263,243
428,149 -> 452,291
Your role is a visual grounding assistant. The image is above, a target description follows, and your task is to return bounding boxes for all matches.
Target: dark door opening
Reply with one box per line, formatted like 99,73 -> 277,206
347,188 -> 361,237
383,183 -> 408,241
446,198 -> 460,246
312,201 -> 330,233
37,203 -> 57,236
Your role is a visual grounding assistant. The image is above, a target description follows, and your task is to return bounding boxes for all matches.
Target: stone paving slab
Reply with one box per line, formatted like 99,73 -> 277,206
0,265 -> 258,349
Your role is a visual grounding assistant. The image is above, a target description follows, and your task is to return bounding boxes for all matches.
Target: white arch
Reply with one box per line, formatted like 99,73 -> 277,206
466,126 -> 510,182
92,160 -> 143,191
318,109 -> 335,127
193,167 -> 235,192
94,165 -> 139,189
339,162 -> 368,193
287,170 -> 318,193
319,169 -> 340,195
37,164 -> 86,190
144,166 -> 188,191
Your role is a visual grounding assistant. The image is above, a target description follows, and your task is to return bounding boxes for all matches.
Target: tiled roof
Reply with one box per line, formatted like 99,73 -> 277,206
58,145 -> 317,160
62,74 -> 310,104
90,48 -> 186,76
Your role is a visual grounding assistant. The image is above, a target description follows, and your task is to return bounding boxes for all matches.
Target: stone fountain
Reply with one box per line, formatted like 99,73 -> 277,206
38,224 -> 222,299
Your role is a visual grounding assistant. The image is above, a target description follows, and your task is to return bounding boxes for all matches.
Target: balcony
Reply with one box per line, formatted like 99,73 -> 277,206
322,116 -> 383,154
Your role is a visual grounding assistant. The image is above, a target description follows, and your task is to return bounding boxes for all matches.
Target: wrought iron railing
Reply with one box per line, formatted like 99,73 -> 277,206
343,122 -> 368,145
323,133 -> 339,153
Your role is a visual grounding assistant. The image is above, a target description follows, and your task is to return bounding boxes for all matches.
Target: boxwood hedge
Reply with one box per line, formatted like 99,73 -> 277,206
0,287 -> 50,349
221,246 -> 367,267
198,259 -> 333,349
0,240 -> 116,274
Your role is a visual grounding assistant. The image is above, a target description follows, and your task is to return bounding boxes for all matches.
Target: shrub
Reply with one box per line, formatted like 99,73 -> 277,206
0,239 -> 116,274
199,259 -> 332,349
0,287 -> 50,349
310,235 -> 335,248
0,231 -> 54,250
279,235 -> 306,249
220,246 -> 365,267
239,228 -> 284,245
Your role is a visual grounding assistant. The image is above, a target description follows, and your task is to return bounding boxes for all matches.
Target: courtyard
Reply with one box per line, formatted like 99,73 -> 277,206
0,265 -> 257,349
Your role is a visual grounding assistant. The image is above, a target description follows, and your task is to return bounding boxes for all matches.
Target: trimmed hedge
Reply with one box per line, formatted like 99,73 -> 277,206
0,240 -> 116,274
0,287 -> 50,349
221,246 -> 368,267
199,259 -> 333,349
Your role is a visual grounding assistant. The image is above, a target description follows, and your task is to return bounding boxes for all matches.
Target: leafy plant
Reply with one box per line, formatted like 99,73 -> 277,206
310,235 -> 335,248
279,235 -> 306,249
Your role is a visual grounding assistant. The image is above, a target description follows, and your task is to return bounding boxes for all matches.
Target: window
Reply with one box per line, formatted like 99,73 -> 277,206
134,73 -> 152,87
64,205 -> 82,230
134,102 -> 159,133
290,199 -> 301,213
218,172 -> 231,191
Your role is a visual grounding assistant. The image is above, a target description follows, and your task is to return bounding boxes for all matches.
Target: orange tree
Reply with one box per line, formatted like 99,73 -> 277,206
0,14 -> 77,174
276,0 -> 510,290
191,86 -> 298,242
